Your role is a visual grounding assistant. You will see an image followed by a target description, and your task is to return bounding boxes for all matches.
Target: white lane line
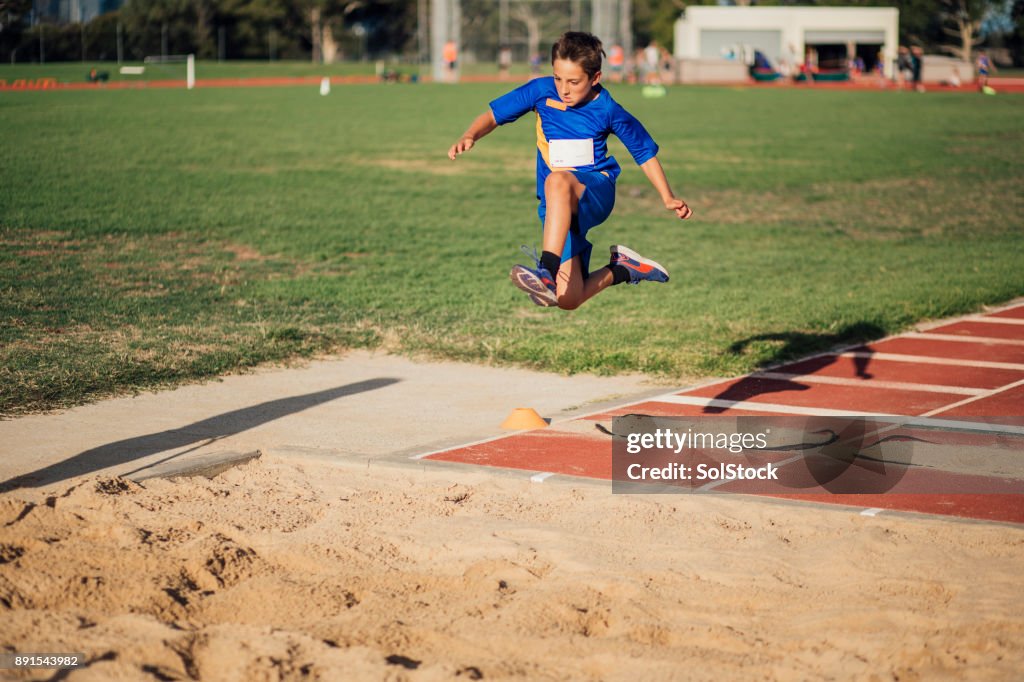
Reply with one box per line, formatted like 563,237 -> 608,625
651,395 -> 896,417
410,433 -> 515,460
530,472 -> 555,483
650,395 -> 1024,436
922,377 -> 1024,418
752,372 -> 984,396
885,415 -> 1024,436
409,384 -> 701,461
838,351 -> 1024,371
982,301 -> 1024,315
910,333 -> 1024,347
971,316 -> 1024,326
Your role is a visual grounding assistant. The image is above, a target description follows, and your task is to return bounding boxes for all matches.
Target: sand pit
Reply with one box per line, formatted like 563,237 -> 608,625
1,452 -> 1022,681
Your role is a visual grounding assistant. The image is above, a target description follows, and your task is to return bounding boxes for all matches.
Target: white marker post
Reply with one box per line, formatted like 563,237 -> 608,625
186,54 -> 195,90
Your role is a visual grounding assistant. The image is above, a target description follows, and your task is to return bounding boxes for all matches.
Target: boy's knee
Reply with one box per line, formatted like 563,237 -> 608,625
557,293 -> 582,310
544,171 -> 574,196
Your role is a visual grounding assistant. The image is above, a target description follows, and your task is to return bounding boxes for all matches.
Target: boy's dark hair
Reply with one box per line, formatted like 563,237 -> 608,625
551,32 -> 605,77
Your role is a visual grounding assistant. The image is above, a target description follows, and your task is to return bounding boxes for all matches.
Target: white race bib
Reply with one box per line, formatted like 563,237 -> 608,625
549,138 -> 594,168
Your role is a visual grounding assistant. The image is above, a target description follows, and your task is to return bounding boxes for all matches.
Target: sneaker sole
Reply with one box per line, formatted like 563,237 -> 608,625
610,245 -> 669,282
510,265 -> 558,306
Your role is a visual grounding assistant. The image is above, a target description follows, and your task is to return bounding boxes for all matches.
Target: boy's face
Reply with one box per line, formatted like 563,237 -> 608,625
552,58 -> 602,107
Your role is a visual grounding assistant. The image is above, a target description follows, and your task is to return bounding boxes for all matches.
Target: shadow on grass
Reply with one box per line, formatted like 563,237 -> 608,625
1,378 -> 400,490
704,322 -> 886,414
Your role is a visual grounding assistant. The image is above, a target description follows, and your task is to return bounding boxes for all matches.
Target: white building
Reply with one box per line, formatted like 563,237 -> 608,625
674,5 -> 900,78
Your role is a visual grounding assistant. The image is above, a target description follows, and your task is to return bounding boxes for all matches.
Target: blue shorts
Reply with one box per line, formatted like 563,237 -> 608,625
537,170 -> 616,274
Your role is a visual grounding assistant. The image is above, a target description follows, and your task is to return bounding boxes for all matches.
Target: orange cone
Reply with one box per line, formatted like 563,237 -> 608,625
501,407 -> 548,430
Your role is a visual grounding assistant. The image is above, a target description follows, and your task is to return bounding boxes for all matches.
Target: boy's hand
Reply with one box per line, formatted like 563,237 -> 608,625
448,111 -> 498,161
448,137 -> 475,160
666,198 -> 692,220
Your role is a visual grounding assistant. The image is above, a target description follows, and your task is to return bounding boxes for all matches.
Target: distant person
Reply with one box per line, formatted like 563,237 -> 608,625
443,40 -> 458,82
498,45 -> 512,80
778,57 -> 792,79
806,47 -> 818,73
975,50 -> 993,92
643,41 -> 661,84
897,46 -> 913,89
798,60 -> 811,83
631,48 -> 645,83
911,45 -> 925,92
659,45 -> 675,85
800,48 -> 817,84
447,31 -> 692,310
608,43 -> 625,83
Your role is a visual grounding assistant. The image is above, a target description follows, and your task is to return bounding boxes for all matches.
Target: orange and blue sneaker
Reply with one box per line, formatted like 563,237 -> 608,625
610,245 -> 669,284
510,246 -> 558,307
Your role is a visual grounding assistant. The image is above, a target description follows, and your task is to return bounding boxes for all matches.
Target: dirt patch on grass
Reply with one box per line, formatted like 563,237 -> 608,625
614,177 -> 1023,240
6,229 -> 298,293
222,243 -> 269,262
363,157 -> 471,176
358,154 -> 535,177
1,229 -> 344,415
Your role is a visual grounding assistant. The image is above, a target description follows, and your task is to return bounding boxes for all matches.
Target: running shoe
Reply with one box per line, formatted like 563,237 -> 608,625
528,291 -> 555,307
510,245 -> 558,306
510,265 -> 557,306
609,245 -> 669,284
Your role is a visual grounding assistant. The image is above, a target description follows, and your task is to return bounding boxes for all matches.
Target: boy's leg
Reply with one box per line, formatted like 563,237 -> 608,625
541,171 -> 586,260
543,170 -> 615,309
556,256 -> 613,310
556,245 -> 670,310
511,170 -> 619,308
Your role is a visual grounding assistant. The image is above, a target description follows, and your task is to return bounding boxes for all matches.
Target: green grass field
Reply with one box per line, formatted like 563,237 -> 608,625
2,78 -> 1022,415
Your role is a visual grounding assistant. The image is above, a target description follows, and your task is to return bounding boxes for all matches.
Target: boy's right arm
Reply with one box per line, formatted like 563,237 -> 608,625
448,110 -> 498,160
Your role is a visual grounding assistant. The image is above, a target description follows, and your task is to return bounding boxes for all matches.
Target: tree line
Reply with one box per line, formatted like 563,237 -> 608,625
1,0 -> 414,63
1,0 -> 1022,66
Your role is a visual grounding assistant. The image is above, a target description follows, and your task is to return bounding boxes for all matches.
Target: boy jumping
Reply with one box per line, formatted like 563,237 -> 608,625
447,31 -> 692,309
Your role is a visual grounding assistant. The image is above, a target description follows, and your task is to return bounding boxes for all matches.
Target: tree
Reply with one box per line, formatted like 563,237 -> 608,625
940,0 -> 997,59
192,0 -> 215,58
0,0 -> 32,33
509,0 -> 541,64
632,0 -> 690,51
0,0 -> 34,60
1007,0 -> 1024,64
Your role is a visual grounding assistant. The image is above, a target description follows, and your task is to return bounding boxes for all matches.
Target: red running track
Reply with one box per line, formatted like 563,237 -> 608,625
421,302 -> 1024,525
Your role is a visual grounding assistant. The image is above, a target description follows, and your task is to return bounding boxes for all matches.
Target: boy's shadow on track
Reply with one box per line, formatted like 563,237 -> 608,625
1,378 -> 400,490
704,322 -> 885,414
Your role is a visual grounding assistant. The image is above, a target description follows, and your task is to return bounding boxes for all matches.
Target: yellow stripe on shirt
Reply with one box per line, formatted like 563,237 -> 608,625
535,113 -> 575,172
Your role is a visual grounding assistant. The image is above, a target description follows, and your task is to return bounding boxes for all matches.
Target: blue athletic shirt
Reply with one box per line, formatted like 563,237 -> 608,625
489,77 -> 659,201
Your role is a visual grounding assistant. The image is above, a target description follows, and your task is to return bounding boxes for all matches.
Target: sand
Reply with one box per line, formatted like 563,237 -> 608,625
1,450 -> 1022,681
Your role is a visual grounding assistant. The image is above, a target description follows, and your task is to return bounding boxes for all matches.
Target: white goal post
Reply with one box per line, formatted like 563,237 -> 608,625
143,54 -> 196,89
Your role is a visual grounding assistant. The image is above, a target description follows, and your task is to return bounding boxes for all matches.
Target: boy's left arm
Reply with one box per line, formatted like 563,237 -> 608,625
640,157 -> 692,220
